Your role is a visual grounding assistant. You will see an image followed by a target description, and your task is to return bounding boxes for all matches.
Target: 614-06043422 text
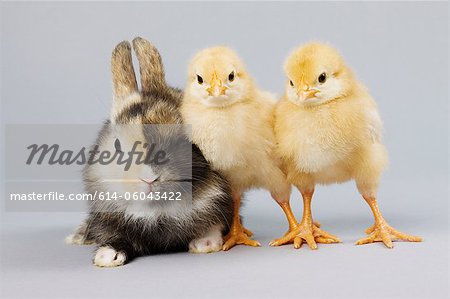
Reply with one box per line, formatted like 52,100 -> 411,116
9,191 -> 183,201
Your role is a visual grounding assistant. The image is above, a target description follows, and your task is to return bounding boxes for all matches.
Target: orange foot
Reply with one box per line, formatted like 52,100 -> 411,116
356,222 -> 422,248
222,226 -> 261,251
269,221 -> 341,249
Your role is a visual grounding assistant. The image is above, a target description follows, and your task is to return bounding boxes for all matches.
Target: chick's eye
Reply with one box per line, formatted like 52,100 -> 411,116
318,72 -> 327,83
228,71 -> 235,82
289,80 -> 294,87
197,75 -> 203,84
114,138 -> 122,152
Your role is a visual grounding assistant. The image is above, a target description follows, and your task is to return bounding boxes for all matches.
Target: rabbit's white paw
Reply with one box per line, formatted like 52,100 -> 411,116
189,225 -> 223,253
93,246 -> 126,267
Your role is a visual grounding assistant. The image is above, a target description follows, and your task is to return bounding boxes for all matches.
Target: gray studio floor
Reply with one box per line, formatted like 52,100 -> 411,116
1,177 -> 448,299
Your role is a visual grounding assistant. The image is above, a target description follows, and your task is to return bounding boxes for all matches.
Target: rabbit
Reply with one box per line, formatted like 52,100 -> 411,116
65,37 -> 233,267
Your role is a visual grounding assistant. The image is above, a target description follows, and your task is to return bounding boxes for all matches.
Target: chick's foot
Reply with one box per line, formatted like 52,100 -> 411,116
356,222 -> 422,248
222,226 -> 260,251
269,222 -> 341,249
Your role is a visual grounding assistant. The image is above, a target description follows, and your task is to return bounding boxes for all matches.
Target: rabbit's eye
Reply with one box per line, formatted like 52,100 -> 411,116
114,138 -> 122,152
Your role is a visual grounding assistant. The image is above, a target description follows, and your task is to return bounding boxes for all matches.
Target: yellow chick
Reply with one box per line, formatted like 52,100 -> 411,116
273,42 -> 422,249
181,46 -> 295,250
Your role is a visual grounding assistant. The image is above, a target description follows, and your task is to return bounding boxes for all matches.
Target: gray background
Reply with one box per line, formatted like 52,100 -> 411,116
1,1 -> 448,299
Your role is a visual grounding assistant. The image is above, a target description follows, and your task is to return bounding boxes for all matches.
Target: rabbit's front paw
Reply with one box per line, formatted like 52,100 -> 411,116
189,226 -> 223,254
93,246 -> 126,267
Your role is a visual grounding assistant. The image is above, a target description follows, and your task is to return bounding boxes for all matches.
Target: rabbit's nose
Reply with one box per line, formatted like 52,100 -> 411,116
139,176 -> 159,185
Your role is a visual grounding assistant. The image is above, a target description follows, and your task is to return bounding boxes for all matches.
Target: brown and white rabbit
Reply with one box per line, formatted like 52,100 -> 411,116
66,37 -> 233,267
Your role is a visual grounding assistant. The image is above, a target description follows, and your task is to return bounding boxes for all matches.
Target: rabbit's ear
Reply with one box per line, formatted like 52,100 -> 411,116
132,37 -> 167,94
111,41 -> 138,101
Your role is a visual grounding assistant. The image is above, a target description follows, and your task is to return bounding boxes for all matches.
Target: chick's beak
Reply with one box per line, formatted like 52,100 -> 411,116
207,73 -> 227,96
297,85 -> 317,102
